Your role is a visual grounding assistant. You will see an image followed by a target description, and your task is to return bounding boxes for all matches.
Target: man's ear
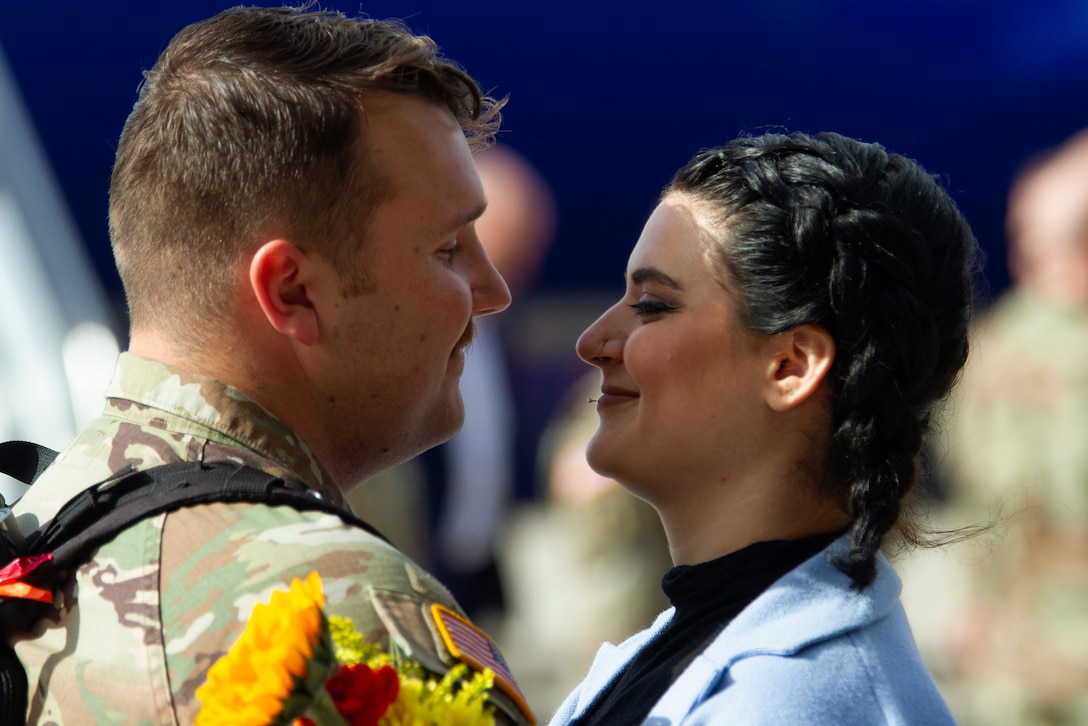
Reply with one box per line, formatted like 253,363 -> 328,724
249,239 -> 320,346
762,324 -> 835,412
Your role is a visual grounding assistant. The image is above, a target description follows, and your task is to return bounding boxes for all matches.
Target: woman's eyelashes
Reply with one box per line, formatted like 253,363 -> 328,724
629,298 -> 678,317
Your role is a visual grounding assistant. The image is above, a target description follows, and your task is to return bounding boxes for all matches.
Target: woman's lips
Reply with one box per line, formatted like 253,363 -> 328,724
596,385 -> 639,409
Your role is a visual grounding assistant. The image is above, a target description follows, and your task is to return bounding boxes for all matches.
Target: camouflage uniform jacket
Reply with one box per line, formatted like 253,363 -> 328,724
11,353 -> 532,725
931,290 -> 1088,724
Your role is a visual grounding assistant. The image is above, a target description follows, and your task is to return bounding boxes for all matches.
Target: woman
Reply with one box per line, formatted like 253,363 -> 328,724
550,132 -> 975,725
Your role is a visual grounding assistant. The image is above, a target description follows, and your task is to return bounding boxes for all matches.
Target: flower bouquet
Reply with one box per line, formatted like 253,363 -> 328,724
194,572 -> 497,726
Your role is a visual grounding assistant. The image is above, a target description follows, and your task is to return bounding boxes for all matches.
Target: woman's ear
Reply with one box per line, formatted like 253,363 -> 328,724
248,239 -> 320,347
762,324 -> 835,412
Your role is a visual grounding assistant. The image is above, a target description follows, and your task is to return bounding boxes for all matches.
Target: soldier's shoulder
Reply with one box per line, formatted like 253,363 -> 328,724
157,502 -> 536,725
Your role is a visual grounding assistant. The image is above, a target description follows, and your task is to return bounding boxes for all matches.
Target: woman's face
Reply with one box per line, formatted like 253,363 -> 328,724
576,194 -> 776,504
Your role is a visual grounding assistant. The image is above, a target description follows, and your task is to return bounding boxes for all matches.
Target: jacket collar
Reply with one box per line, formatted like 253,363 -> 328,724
556,535 -> 903,723
105,353 -> 335,495
701,534 -> 902,668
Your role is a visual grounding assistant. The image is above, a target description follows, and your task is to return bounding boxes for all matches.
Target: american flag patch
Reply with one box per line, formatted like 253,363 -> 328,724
431,604 -> 535,723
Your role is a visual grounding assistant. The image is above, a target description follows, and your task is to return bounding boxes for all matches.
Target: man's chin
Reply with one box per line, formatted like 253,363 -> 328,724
418,396 -> 465,452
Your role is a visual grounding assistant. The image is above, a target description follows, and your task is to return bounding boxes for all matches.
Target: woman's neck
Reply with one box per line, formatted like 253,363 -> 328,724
655,472 -> 849,566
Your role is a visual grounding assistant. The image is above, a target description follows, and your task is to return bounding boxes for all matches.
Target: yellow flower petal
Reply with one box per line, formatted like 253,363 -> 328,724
195,573 -> 330,726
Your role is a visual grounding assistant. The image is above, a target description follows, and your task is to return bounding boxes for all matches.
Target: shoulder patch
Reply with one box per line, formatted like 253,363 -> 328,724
369,588 -> 451,676
368,588 -> 535,724
431,603 -> 535,724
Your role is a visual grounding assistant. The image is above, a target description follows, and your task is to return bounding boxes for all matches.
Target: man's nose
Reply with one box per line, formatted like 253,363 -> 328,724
472,253 -> 511,317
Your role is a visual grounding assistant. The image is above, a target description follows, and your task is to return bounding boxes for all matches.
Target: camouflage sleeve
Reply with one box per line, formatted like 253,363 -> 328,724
159,502 -> 535,725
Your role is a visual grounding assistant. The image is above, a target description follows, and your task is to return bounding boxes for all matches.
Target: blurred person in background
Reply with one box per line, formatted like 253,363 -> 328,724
926,128 -> 1088,726
420,143 -> 557,620
498,372 -> 671,714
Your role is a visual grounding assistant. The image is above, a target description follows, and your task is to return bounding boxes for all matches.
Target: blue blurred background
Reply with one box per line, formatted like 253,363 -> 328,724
4,0 -> 1088,309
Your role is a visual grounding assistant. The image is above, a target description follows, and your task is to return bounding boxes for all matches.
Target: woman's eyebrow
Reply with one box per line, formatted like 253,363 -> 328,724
630,266 -> 682,289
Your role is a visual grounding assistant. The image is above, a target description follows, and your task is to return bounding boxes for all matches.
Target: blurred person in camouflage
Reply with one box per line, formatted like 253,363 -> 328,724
498,372 -> 671,714
7,6 -> 535,725
935,128 -> 1088,725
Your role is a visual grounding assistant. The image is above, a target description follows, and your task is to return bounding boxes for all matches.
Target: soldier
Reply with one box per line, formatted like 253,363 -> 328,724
931,129 -> 1088,725
7,6 -> 534,724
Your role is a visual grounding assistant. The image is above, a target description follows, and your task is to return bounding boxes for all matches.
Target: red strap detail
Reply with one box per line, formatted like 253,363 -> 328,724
0,553 -> 54,603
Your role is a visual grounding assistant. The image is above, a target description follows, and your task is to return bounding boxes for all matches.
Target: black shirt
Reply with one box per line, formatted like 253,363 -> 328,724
570,532 -> 840,725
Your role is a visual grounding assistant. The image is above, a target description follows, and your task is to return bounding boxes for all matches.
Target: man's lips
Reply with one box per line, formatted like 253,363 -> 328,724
448,321 -> 476,374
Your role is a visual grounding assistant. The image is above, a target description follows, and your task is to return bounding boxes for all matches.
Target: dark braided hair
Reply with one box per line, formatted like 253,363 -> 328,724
668,132 -> 978,587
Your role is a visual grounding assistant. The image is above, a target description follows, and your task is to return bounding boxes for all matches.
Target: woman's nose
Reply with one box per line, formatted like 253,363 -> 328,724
576,305 -> 624,366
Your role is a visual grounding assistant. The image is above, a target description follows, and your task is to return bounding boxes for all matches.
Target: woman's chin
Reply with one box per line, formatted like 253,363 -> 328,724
584,437 -> 619,479
585,435 -> 644,493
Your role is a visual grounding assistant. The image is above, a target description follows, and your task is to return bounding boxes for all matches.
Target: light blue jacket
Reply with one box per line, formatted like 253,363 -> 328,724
549,536 -> 956,725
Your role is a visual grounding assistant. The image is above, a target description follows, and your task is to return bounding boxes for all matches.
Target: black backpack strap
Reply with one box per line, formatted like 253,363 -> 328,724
2,460 -> 390,724
0,640 -> 27,726
0,442 -> 59,487
26,460 -> 389,570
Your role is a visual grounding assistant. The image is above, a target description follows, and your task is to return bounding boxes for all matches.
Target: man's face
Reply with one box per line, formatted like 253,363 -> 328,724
312,94 -> 510,486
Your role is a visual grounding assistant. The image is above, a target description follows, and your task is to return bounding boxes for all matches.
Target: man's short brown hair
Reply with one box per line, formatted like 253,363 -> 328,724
109,6 -> 502,333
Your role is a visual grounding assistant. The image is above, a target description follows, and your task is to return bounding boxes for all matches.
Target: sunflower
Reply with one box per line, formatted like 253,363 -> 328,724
195,574 -> 502,726
195,572 -> 337,726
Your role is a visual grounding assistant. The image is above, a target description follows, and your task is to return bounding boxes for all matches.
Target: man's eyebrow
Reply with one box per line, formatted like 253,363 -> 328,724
630,266 -> 682,289
446,201 -> 488,235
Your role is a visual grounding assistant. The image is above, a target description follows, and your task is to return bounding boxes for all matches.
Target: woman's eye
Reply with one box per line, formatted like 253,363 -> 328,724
628,299 -> 676,317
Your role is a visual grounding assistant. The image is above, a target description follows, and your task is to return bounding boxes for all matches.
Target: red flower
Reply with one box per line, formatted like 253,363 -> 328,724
323,663 -> 400,726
